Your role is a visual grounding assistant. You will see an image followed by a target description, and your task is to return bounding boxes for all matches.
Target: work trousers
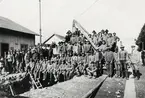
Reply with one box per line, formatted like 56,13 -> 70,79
95,61 -> 102,77
131,63 -> 139,71
7,61 -> 13,74
114,61 -> 120,77
16,61 -> 22,73
141,57 -> 145,66
106,61 -> 113,77
120,60 -> 128,78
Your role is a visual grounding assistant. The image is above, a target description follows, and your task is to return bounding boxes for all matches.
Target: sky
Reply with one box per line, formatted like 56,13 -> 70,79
0,0 -> 145,52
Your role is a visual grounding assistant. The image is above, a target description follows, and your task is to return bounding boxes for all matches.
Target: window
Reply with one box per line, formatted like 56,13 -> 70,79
21,44 -> 28,51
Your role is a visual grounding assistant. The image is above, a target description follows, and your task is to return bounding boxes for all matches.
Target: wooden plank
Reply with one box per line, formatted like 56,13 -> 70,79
73,20 -> 99,51
124,78 -> 136,98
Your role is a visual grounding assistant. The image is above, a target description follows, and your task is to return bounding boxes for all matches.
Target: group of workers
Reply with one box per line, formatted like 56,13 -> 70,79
0,28 -> 142,88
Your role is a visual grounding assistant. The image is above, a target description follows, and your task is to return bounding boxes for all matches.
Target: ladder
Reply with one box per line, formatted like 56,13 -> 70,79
28,72 -> 43,89
9,85 -> 15,96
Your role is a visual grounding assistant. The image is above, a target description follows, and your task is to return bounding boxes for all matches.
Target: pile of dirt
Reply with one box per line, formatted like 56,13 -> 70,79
0,73 -> 28,97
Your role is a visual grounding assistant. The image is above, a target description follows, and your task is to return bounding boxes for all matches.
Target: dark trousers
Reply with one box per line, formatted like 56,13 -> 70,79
141,58 -> 145,66
7,61 -> 13,74
95,61 -> 102,76
120,60 -> 128,78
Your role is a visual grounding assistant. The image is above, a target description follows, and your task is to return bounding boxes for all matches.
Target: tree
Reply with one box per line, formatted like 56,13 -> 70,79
136,23 -> 145,51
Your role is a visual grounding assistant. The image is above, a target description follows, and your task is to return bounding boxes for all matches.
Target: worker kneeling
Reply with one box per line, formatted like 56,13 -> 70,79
86,62 -> 98,78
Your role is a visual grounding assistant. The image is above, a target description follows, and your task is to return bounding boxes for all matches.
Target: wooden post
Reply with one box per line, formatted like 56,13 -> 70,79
39,0 -> 42,46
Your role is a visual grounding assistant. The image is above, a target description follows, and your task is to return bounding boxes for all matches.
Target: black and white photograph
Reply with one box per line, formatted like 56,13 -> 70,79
0,0 -> 145,98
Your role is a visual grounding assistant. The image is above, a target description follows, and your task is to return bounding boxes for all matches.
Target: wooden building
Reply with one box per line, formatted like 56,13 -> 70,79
43,33 -> 65,45
0,16 -> 39,57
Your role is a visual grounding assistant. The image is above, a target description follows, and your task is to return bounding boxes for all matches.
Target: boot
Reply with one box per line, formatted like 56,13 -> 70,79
125,70 -> 129,80
123,71 -> 126,78
133,70 -> 136,78
120,71 -> 124,78
136,70 -> 140,80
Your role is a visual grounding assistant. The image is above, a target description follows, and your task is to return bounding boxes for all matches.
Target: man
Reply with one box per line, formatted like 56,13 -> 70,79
79,33 -> 85,44
88,52 -> 95,67
86,52 -> 97,78
112,33 -> 120,43
99,40 -> 107,52
43,46 -> 49,59
93,34 -> 98,46
92,30 -> 98,45
48,45 -> 53,60
106,33 -> 114,48
70,34 -> 76,45
94,49 -> 103,77
112,33 -> 120,52
15,50 -> 23,73
65,30 -> 72,43
6,51 -> 13,74
32,49 -> 39,63
76,42 -> 80,56
130,45 -> 141,80
119,46 -> 128,79
72,42 -> 79,55
113,47 -> 120,78
104,47 -> 114,77
24,49 -> 32,65
25,58 -> 35,73
86,61 -> 97,78
71,53 -> 78,69
66,42 -> 72,57
102,30 -> 108,42
0,57 -> 4,75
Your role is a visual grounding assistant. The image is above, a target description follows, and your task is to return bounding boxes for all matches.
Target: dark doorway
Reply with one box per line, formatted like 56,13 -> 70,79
1,43 -> 9,57
21,44 -> 28,52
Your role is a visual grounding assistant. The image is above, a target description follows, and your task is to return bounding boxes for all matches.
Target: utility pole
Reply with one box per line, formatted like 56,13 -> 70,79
39,0 -> 42,45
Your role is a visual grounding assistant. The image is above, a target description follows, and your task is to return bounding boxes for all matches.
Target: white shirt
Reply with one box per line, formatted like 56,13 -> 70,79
130,49 -> 141,63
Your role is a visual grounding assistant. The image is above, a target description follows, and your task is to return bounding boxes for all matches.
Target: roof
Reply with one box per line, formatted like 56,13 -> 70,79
43,33 -> 65,44
0,16 -> 39,36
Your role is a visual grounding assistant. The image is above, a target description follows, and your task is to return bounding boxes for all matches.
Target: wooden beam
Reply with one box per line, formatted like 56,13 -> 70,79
42,34 -> 55,44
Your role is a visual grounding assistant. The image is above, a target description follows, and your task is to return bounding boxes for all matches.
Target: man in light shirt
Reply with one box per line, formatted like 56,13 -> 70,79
130,45 -> 141,80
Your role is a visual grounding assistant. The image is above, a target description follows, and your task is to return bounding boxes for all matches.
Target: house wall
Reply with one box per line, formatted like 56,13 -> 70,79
0,28 -> 35,56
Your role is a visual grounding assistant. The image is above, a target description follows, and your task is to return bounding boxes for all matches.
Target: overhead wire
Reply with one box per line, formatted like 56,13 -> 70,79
74,0 -> 100,19
80,0 -> 100,16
